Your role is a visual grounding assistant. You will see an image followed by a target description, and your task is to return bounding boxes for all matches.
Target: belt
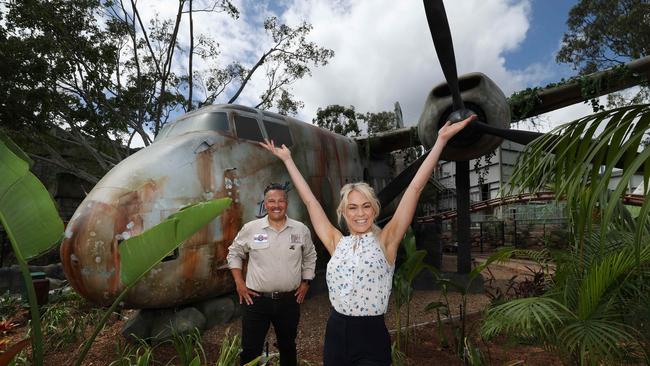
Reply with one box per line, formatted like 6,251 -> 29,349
258,291 -> 294,300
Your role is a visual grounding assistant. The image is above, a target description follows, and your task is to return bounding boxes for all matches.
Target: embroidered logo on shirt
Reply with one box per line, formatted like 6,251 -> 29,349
253,234 -> 268,242
289,245 -> 295,250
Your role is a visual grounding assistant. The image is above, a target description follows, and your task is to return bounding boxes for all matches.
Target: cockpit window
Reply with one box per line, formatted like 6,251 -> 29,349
156,112 -> 229,140
234,115 -> 264,142
263,120 -> 293,147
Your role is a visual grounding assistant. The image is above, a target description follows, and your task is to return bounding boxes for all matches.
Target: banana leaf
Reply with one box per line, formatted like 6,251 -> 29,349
0,135 -> 63,259
0,134 -> 64,366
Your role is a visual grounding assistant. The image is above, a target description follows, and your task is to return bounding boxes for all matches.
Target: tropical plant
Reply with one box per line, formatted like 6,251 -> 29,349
390,341 -> 407,366
214,328 -> 243,366
170,327 -> 206,366
0,133 -> 64,365
37,293 -> 104,352
108,337 -> 154,366
392,230 -> 428,353
425,248 -> 515,358
481,105 -> 650,364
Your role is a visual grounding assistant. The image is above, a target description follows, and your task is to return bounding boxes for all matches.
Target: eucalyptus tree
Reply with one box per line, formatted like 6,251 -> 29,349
0,0 -> 334,184
557,0 -> 650,107
313,104 -> 361,137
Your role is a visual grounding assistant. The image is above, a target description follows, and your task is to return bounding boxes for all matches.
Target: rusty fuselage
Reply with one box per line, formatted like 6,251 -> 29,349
59,104 -> 374,308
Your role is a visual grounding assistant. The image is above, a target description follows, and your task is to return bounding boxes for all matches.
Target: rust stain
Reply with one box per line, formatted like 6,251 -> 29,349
182,248 -> 200,280
112,179 -> 163,294
60,212 -> 91,299
197,149 -> 216,192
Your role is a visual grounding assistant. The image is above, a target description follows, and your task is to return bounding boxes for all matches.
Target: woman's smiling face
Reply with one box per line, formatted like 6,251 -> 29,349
343,190 -> 376,235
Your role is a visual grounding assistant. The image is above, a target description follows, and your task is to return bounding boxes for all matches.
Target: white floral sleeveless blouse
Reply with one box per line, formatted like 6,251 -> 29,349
326,232 -> 395,316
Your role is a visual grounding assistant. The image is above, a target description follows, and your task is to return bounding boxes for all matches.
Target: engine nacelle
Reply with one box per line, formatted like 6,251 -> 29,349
417,72 -> 510,161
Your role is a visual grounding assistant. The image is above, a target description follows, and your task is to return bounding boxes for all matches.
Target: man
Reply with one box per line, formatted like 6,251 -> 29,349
227,183 -> 316,366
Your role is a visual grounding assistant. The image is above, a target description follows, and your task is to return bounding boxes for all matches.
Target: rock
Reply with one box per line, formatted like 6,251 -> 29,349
149,307 -> 207,342
121,309 -> 158,341
194,295 -> 238,329
48,278 -> 66,290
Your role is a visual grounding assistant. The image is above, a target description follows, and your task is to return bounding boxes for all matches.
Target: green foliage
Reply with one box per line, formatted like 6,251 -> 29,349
508,105 -> 650,248
39,293 -> 103,352
313,105 -> 361,137
214,329 -> 241,366
0,0 -> 333,182
359,111 -> 397,135
169,327 -> 206,366
482,105 -> 650,364
557,0 -> 650,106
463,337 -> 486,366
251,17 -> 335,116
557,0 -> 649,74
425,247 -> 515,359
109,337 -> 154,366
390,341 -> 407,366
0,134 -> 64,365
392,230 -> 430,353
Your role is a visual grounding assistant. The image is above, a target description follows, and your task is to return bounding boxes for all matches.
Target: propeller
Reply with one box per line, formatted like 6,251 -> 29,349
375,1 -> 650,219
377,0 -> 544,211
470,120 -> 544,146
422,0 -> 463,111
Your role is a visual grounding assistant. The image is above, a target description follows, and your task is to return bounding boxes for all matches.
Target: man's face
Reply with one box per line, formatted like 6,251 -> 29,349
264,189 -> 288,223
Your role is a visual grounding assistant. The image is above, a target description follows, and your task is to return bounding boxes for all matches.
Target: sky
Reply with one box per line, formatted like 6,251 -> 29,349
132,0 -> 622,142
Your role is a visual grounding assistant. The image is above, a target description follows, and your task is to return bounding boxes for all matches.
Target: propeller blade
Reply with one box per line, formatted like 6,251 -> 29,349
423,0 -> 464,111
470,120 -> 544,145
377,150 -> 430,211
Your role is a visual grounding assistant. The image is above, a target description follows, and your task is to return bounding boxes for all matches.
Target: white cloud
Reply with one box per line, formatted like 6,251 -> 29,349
282,0 -> 540,124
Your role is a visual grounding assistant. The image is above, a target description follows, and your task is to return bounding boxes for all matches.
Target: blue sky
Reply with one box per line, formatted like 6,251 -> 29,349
505,0 -> 579,83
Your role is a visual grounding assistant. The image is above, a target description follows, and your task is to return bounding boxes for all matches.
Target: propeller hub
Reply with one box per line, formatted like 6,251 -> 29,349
417,72 -> 510,161
439,104 -> 487,147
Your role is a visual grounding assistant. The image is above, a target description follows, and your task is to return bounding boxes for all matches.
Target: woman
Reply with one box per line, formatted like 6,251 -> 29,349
260,114 -> 475,365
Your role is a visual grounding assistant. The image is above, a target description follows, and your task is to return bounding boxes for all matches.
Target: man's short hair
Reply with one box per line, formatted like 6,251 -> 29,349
264,183 -> 287,197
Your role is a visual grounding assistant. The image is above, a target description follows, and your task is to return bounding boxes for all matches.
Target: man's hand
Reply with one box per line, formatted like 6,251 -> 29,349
235,279 -> 259,305
294,281 -> 310,304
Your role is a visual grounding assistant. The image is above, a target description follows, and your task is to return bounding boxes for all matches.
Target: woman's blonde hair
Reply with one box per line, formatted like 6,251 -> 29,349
336,182 -> 381,234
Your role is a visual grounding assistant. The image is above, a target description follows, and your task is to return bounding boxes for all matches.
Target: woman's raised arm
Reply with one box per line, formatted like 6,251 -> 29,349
260,139 -> 341,254
380,115 -> 476,264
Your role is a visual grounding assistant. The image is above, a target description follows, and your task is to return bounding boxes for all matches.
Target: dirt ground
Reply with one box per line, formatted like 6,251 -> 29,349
8,254 -> 559,365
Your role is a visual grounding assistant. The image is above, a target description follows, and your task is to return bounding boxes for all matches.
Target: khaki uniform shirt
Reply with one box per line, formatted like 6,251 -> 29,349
227,216 -> 316,292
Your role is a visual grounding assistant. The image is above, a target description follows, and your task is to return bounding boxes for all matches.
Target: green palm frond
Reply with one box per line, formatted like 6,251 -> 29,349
559,319 -> 640,362
577,245 -> 650,319
488,104 -> 650,364
481,297 -> 573,340
509,104 -> 650,250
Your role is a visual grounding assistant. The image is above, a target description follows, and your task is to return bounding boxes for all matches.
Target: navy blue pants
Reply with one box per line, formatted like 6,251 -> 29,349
240,296 -> 300,366
323,309 -> 391,366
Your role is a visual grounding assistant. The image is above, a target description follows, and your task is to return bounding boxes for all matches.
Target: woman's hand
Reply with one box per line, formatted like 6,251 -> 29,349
259,139 -> 292,162
437,114 -> 476,143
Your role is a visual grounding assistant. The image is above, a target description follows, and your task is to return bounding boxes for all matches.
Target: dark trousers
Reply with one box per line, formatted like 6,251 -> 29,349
323,309 -> 391,366
240,296 -> 300,366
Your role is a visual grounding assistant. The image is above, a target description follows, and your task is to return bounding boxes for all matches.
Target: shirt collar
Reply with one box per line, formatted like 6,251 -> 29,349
262,215 -> 293,231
